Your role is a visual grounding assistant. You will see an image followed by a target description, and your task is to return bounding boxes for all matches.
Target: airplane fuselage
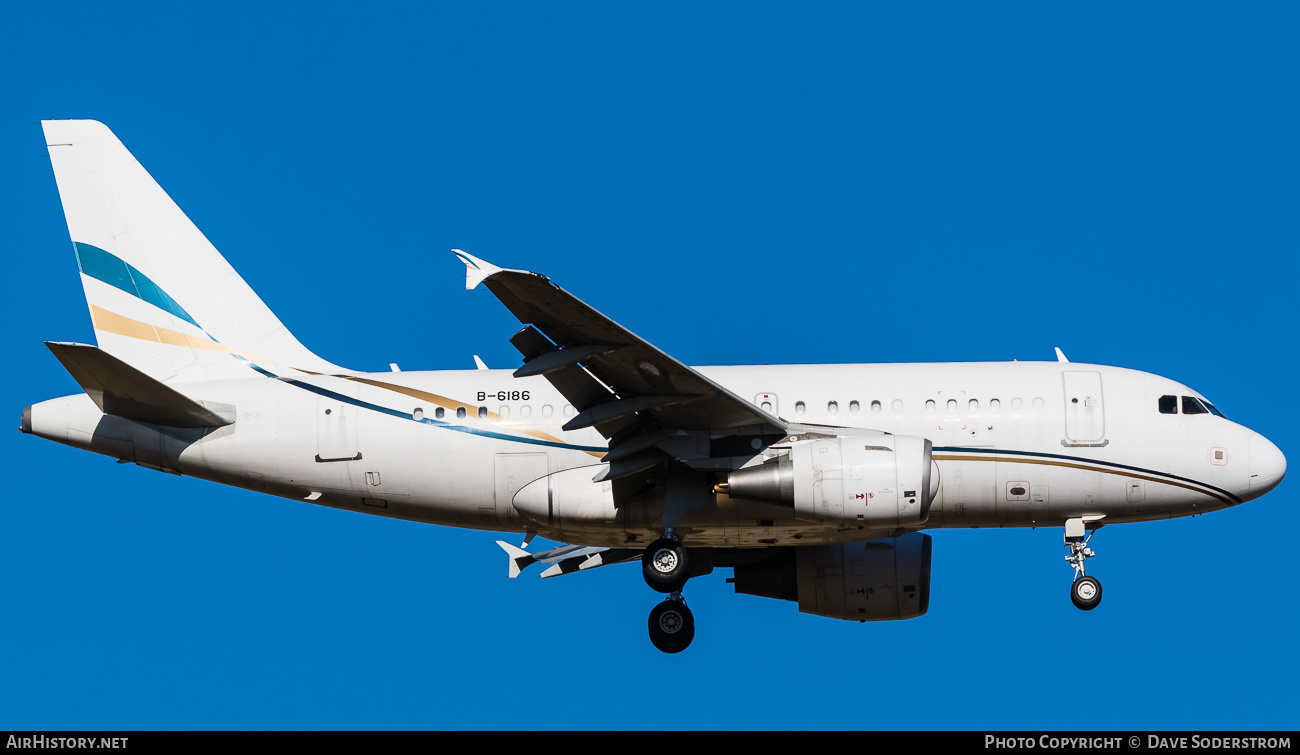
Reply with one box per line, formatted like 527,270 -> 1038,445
26,359 -> 1280,548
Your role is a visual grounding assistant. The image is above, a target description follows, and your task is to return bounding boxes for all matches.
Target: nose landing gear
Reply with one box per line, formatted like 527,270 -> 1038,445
1065,517 -> 1103,611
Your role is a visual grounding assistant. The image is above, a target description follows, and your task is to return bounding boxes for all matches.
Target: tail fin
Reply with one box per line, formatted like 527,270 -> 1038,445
42,120 -> 343,383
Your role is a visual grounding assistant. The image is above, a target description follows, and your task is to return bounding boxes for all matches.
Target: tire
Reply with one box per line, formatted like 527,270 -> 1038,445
1071,575 -> 1103,611
648,600 -> 695,654
642,538 -> 689,593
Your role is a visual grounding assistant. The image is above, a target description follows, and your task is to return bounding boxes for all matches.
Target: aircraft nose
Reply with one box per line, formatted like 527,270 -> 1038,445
1247,431 -> 1287,500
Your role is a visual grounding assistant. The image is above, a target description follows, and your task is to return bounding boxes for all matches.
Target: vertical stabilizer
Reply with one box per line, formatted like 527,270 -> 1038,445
42,120 -> 344,382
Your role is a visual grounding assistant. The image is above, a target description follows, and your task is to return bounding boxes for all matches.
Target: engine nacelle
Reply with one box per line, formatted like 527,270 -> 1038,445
730,534 -> 932,621
724,434 -> 938,527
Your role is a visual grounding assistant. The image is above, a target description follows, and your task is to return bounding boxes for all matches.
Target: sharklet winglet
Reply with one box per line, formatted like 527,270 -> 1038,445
495,540 -> 533,578
453,249 -> 504,290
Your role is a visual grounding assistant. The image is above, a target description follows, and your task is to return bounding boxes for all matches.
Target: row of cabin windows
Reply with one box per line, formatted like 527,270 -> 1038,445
417,400 -> 1038,421
383,394 -> 1229,424
413,404 -> 578,421
412,395 -> 1227,423
789,397 -> 1043,415
1158,395 -> 1226,418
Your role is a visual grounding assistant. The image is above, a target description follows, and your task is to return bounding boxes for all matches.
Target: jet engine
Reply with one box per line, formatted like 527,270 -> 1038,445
721,435 -> 938,528
728,533 -> 932,621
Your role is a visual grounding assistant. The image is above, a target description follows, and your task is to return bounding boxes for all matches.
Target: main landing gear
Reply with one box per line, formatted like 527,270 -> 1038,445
648,594 -> 694,654
642,530 -> 696,652
1064,517 -> 1102,611
643,536 -> 689,593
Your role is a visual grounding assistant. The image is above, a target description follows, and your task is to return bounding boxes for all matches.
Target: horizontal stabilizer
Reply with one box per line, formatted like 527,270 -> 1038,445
45,342 -> 234,428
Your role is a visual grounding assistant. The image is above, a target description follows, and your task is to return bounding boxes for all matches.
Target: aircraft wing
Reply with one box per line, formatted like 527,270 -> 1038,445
457,251 -> 787,484
496,540 -> 641,579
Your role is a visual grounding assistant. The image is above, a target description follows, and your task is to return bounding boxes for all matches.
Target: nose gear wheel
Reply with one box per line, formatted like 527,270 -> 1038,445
1071,575 -> 1102,610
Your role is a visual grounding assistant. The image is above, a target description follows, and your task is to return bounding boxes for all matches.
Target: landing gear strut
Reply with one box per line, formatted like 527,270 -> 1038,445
648,594 -> 694,654
1064,517 -> 1102,611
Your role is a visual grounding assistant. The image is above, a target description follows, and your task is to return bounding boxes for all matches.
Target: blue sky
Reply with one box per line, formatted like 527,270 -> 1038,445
3,2 -> 1297,730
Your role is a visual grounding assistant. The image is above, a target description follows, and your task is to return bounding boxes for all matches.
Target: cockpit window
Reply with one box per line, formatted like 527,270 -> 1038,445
1182,396 -> 1209,415
1202,400 -> 1227,418
1158,395 -> 1177,414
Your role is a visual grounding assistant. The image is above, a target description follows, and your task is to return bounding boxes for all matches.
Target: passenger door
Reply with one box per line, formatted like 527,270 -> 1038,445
1062,371 -> 1106,445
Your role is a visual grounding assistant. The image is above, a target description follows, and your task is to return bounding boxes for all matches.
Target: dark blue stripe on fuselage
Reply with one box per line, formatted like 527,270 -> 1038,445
933,446 -> 1241,504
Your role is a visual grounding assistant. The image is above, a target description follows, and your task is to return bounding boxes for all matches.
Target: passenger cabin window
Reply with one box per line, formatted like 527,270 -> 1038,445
1182,396 -> 1209,415
456,407 -> 467,419
477,406 -> 488,419
795,401 -> 806,415
435,407 -> 445,419
1158,395 -> 1177,414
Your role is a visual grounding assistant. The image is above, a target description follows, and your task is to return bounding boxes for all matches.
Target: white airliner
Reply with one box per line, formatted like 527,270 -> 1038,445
25,120 -> 1287,653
